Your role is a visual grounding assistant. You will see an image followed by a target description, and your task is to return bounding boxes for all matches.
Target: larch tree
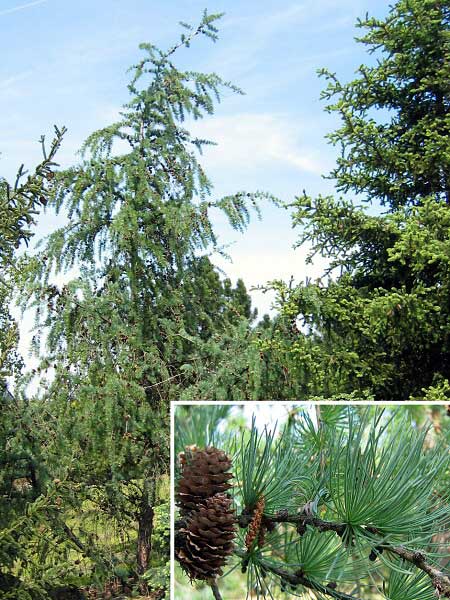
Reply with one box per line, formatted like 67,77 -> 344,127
19,11 -> 267,596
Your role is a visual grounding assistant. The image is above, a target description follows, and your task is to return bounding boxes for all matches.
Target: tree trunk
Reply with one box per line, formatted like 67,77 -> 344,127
136,479 -> 155,577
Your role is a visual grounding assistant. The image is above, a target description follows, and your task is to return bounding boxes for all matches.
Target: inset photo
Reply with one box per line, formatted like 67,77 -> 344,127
173,403 -> 450,600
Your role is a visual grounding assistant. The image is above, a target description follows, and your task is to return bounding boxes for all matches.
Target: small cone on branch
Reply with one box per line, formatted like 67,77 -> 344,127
177,446 -> 233,512
176,493 -> 236,580
245,495 -> 266,550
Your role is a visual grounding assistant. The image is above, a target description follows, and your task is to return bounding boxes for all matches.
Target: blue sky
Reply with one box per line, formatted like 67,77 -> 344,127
1,0 -> 391,364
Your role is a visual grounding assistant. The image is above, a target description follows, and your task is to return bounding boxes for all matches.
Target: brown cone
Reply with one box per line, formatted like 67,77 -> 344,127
176,446 -> 233,512
245,495 -> 266,550
176,493 -> 236,580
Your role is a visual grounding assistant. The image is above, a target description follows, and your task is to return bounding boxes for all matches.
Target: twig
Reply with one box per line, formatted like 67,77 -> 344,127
264,512 -> 352,535
209,579 -> 223,600
144,373 -> 182,389
262,562 -> 362,600
234,548 -> 363,600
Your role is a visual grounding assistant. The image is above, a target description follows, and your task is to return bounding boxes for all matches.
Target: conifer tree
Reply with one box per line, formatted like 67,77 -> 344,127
323,0 -> 450,209
175,404 -> 450,600
0,126 -> 65,381
19,11 -> 267,595
259,0 -> 450,400
0,128 -> 66,598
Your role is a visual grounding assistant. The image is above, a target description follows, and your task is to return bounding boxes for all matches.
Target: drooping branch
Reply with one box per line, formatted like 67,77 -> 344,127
256,511 -> 450,598
47,514 -> 88,554
48,513 -> 109,570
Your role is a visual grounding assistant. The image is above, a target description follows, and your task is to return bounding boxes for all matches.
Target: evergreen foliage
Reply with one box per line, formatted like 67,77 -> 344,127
0,128 -> 66,599
175,405 -> 450,600
0,126 -> 65,380
7,10 -> 265,598
322,0 -> 450,208
258,0 -> 450,400
4,0 -> 450,596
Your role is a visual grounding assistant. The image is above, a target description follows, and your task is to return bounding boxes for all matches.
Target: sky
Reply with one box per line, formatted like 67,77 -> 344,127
241,402 -> 315,431
1,0 -> 392,367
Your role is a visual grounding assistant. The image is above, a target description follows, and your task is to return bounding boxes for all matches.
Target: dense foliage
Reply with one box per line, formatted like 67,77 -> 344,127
257,0 -> 450,400
175,404 -> 450,600
1,12 -> 264,599
0,127 -> 68,599
3,0 -> 450,597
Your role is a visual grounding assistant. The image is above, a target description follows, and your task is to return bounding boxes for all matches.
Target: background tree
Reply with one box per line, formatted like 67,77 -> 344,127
175,404 -> 450,600
258,0 -> 450,400
0,128 -> 67,598
0,127 -> 65,381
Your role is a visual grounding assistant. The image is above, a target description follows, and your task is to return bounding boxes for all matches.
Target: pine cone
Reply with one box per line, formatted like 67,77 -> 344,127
176,493 -> 236,580
177,446 -> 233,511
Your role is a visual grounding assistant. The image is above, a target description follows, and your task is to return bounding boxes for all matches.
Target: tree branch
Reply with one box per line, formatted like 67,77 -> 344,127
381,545 -> 450,598
49,514 -> 109,570
260,512 -> 450,597
268,512 -> 349,535
144,373 -> 182,389
177,508 -> 450,598
209,579 -> 223,600
261,561 -> 362,600
234,548 -> 363,600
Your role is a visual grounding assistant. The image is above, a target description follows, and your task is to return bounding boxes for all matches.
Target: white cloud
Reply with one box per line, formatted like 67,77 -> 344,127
0,70 -> 32,90
190,113 -> 329,176
213,243 -> 328,316
0,0 -> 47,18
223,0 -> 359,37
